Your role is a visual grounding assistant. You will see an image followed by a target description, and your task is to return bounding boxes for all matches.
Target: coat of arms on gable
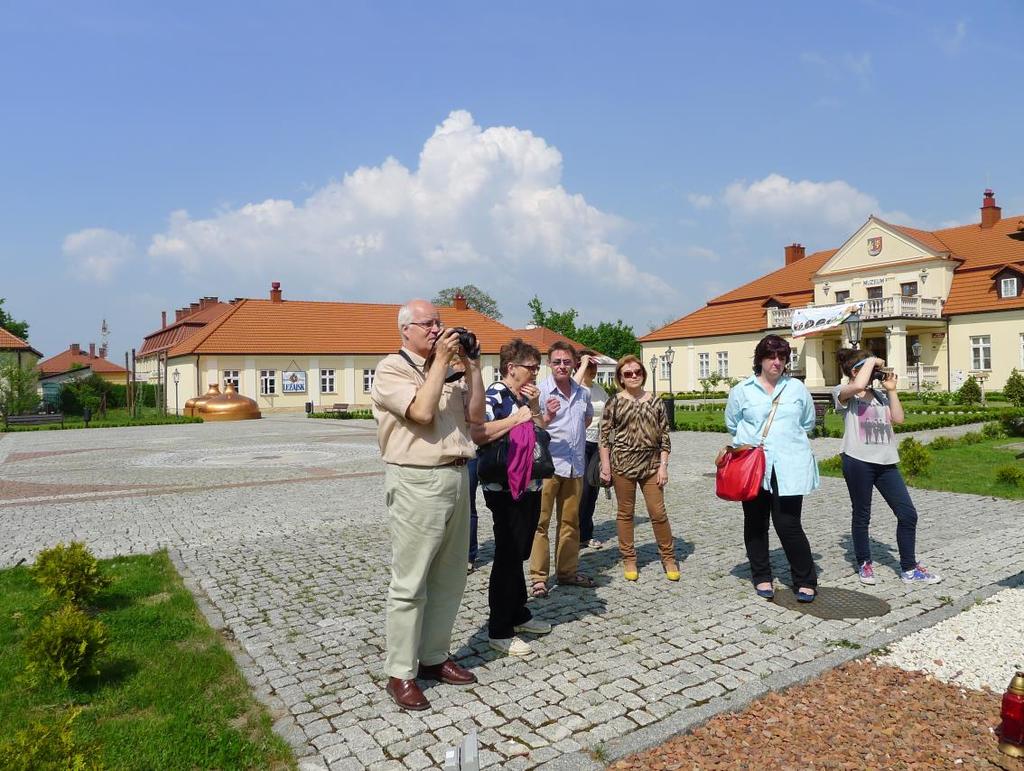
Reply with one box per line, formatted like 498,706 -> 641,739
867,236 -> 882,256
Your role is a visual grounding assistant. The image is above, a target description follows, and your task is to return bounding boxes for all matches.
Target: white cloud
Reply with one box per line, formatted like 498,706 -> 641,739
684,245 -> 719,262
722,173 -> 913,233
144,110 -> 672,310
687,193 -> 714,209
62,228 -> 135,282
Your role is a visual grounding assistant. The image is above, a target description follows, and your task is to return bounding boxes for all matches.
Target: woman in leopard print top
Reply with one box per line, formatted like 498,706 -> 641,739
598,355 -> 678,582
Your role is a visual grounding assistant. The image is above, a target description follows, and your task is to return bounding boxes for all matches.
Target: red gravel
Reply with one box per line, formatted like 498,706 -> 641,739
610,660 -> 1018,770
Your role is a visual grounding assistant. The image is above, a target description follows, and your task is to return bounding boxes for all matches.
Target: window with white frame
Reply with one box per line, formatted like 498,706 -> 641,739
363,369 -> 375,393
320,368 -> 335,394
660,357 -> 670,380
789,348 -> 800,371
493,368 -> 502,382
260,369 -> 276,395
698,352 -> 710,379
717,351 -> 728,377
970,335 -> 991,371
1001,276 -> 1019,298
223,370 -> 239,390
834,290 -> 850,303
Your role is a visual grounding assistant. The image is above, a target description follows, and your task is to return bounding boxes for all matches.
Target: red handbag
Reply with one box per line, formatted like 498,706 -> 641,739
715,388 -> 784,502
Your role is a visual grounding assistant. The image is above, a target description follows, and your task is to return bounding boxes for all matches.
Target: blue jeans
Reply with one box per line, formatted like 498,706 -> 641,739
841,454 -> 918,572
468,458 -> 479,562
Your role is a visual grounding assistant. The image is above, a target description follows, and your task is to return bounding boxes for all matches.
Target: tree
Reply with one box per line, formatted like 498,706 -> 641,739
0,359 -> 40,417
1004,368 -> 1024,407
0,298 -> 29,340
433,285 -> 502,320
526,297 -> 641,361
955,375 -> 982,405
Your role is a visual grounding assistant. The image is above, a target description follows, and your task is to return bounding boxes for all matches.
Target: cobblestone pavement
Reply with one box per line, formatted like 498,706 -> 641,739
1,417 -> 1020,770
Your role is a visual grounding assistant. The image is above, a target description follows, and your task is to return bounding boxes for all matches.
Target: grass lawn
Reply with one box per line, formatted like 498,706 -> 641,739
4,408 -> 201,431
819,436 -> 1024,500
672,408 -> 991,435
0,551 -> 295,769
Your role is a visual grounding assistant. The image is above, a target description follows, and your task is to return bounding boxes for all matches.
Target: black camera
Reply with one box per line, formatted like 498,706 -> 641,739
871,367 -> 894,384
449,326 -> 480,360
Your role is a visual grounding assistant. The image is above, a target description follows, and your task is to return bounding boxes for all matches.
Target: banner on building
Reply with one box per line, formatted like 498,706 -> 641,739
791,301 -> 865,338
282,370 -> 307,393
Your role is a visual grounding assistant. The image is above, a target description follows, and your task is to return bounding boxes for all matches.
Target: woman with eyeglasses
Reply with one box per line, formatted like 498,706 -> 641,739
833,349 -> 940,586
470,338 -> 555,657
598,354 -> 679,582
724,334 -> 819,602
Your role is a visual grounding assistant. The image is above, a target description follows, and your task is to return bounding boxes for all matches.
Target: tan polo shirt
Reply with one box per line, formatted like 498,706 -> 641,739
371,348 -> 476,466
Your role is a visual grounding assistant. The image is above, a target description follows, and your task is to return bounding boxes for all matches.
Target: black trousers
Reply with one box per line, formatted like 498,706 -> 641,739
741,469 -> 816,590
482,488 -> 542,639
579,441 -> 600,543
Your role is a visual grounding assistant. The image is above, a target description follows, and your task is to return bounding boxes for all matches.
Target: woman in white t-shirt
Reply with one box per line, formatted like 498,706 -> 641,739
574,350 -> 609,549
833,349 -> 940,586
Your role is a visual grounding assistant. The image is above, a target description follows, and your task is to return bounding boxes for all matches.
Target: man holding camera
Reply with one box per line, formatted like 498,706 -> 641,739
371,299 -> 485,711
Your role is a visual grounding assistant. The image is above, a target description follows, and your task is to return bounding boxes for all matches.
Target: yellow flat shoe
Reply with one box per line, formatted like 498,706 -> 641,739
624,562 -> 638,581
665,570 -> 680,581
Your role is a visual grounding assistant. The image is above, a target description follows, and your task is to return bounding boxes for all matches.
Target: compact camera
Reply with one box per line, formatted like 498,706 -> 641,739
871,367 -> 895,383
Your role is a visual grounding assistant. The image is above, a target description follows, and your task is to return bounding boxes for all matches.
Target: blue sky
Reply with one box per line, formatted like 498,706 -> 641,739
2,1 -> 1023,360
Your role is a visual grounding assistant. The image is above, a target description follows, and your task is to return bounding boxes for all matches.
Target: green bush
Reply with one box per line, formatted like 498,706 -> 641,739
32,542 -> 111,605
959,431 -> 984,445
0,707 -> 103,770
307,410 -> 373,420
898,437 -> 932,479
995,465 -> 1024,486
927,436 -> 955,451
995,464 -> 1024,486
981,421 -> 1006,439
955,376 -> 982,405
999,409 -> 1024,437
24,604 -> 108,685
819,454 -> 843,473
1004,369 -> 1024,408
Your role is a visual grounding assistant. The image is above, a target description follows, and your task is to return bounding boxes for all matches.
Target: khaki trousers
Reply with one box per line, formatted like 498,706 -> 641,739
612,472 -> 676,563
384,463 -> 470,680
529,475 -> 583,583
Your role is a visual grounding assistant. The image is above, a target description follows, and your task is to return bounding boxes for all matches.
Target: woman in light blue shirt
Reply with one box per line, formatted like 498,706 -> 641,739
724,335 -> 819,602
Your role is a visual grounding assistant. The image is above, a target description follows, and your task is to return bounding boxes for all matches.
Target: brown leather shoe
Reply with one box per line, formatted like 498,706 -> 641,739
416,658 -> 477,685
386,677 -> 430,711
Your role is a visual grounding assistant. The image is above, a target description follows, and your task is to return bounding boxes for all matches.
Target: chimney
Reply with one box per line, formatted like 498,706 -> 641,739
70,343 -> 80,355
270,281 -> 282,303
99,344 -> 107,359
199,297 -> 209,309
175,309 -> 184,322
189,302 -> 200,314
453,291 -> 468,311
89,343 -> 96,358
785,243 -> 806,265
161,310 -> 167,328
981,189 -> 1002,229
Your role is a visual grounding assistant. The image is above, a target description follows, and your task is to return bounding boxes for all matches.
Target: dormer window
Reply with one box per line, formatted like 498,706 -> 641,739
1001,276 -> 1019,298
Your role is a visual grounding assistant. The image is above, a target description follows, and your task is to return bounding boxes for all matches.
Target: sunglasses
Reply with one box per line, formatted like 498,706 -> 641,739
550,359 -> 574,367
514,363 -> 540,373
621,369 -> 644,378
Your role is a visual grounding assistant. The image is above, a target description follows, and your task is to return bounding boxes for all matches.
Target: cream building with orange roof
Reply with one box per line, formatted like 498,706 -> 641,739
138,285 -> 584,414
641,190 -> 1024,393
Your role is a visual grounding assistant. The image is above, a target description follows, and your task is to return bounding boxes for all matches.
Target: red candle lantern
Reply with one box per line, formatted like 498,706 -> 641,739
999,671 -> 1024,758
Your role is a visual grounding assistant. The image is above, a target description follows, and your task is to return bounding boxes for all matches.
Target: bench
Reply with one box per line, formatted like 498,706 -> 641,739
4,413 -> 65,429
321,403 -> 350,414
810,393 -> 832,435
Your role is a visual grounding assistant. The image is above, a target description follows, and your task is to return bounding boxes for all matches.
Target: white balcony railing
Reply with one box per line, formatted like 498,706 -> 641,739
767,295 -> 942,329
905,365 -> 940,388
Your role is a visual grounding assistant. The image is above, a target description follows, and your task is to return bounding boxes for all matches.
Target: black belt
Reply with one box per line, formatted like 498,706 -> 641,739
444,458 -> 469,467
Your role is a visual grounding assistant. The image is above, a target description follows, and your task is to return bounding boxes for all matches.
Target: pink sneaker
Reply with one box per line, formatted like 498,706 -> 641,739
858,561 -> 876,585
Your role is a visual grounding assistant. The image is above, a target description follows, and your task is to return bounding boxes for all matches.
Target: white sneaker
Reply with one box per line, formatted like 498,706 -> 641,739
514,618 -> 552,636
488,636 -> 533,656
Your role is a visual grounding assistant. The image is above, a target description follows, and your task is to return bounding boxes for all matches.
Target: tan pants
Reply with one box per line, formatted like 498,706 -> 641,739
612,472 -> 675,563
529,476 -> 583,583
383,463 -> 470,680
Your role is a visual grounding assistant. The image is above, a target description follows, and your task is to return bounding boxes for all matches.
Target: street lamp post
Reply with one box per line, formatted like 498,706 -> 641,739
650,355 -> 658,397
662,346 -> 676,431
664,346 -> 675,396
911,340 -> 922,395
172,369 -> 180,416
844,311 -> 863,350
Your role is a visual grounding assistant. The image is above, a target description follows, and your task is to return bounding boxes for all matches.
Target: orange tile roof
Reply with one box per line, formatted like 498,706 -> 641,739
38,346 -> 127,376
642,208 -> 1024,342
166,300 -> 526,356
514,326 -> 610,359
0,327 -> 41,356
138,302 -> 234,357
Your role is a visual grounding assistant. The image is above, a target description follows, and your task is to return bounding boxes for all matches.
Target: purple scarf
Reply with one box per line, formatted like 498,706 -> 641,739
507,422 -> 536,500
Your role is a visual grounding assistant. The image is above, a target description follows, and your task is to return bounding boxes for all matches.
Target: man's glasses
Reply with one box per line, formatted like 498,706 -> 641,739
514,363 -> 540,373
407,319 -> 443,330
621,369 -> 644,378
550,359 -> 574,367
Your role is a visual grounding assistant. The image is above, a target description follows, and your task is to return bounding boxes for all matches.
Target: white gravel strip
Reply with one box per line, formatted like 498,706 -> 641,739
878,587 -> 1024,692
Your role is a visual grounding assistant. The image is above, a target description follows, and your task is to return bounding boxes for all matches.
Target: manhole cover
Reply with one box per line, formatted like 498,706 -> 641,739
772,586 -> 890,620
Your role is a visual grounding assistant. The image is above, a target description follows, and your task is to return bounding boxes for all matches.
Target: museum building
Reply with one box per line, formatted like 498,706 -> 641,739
640,190 -> 1024,393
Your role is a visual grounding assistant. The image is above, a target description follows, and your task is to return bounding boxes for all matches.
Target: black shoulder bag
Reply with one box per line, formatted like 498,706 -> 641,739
477,386 -> 554,485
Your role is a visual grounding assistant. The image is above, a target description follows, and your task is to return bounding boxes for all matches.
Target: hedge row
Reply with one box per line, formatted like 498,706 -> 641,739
308,410 -> 374,420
